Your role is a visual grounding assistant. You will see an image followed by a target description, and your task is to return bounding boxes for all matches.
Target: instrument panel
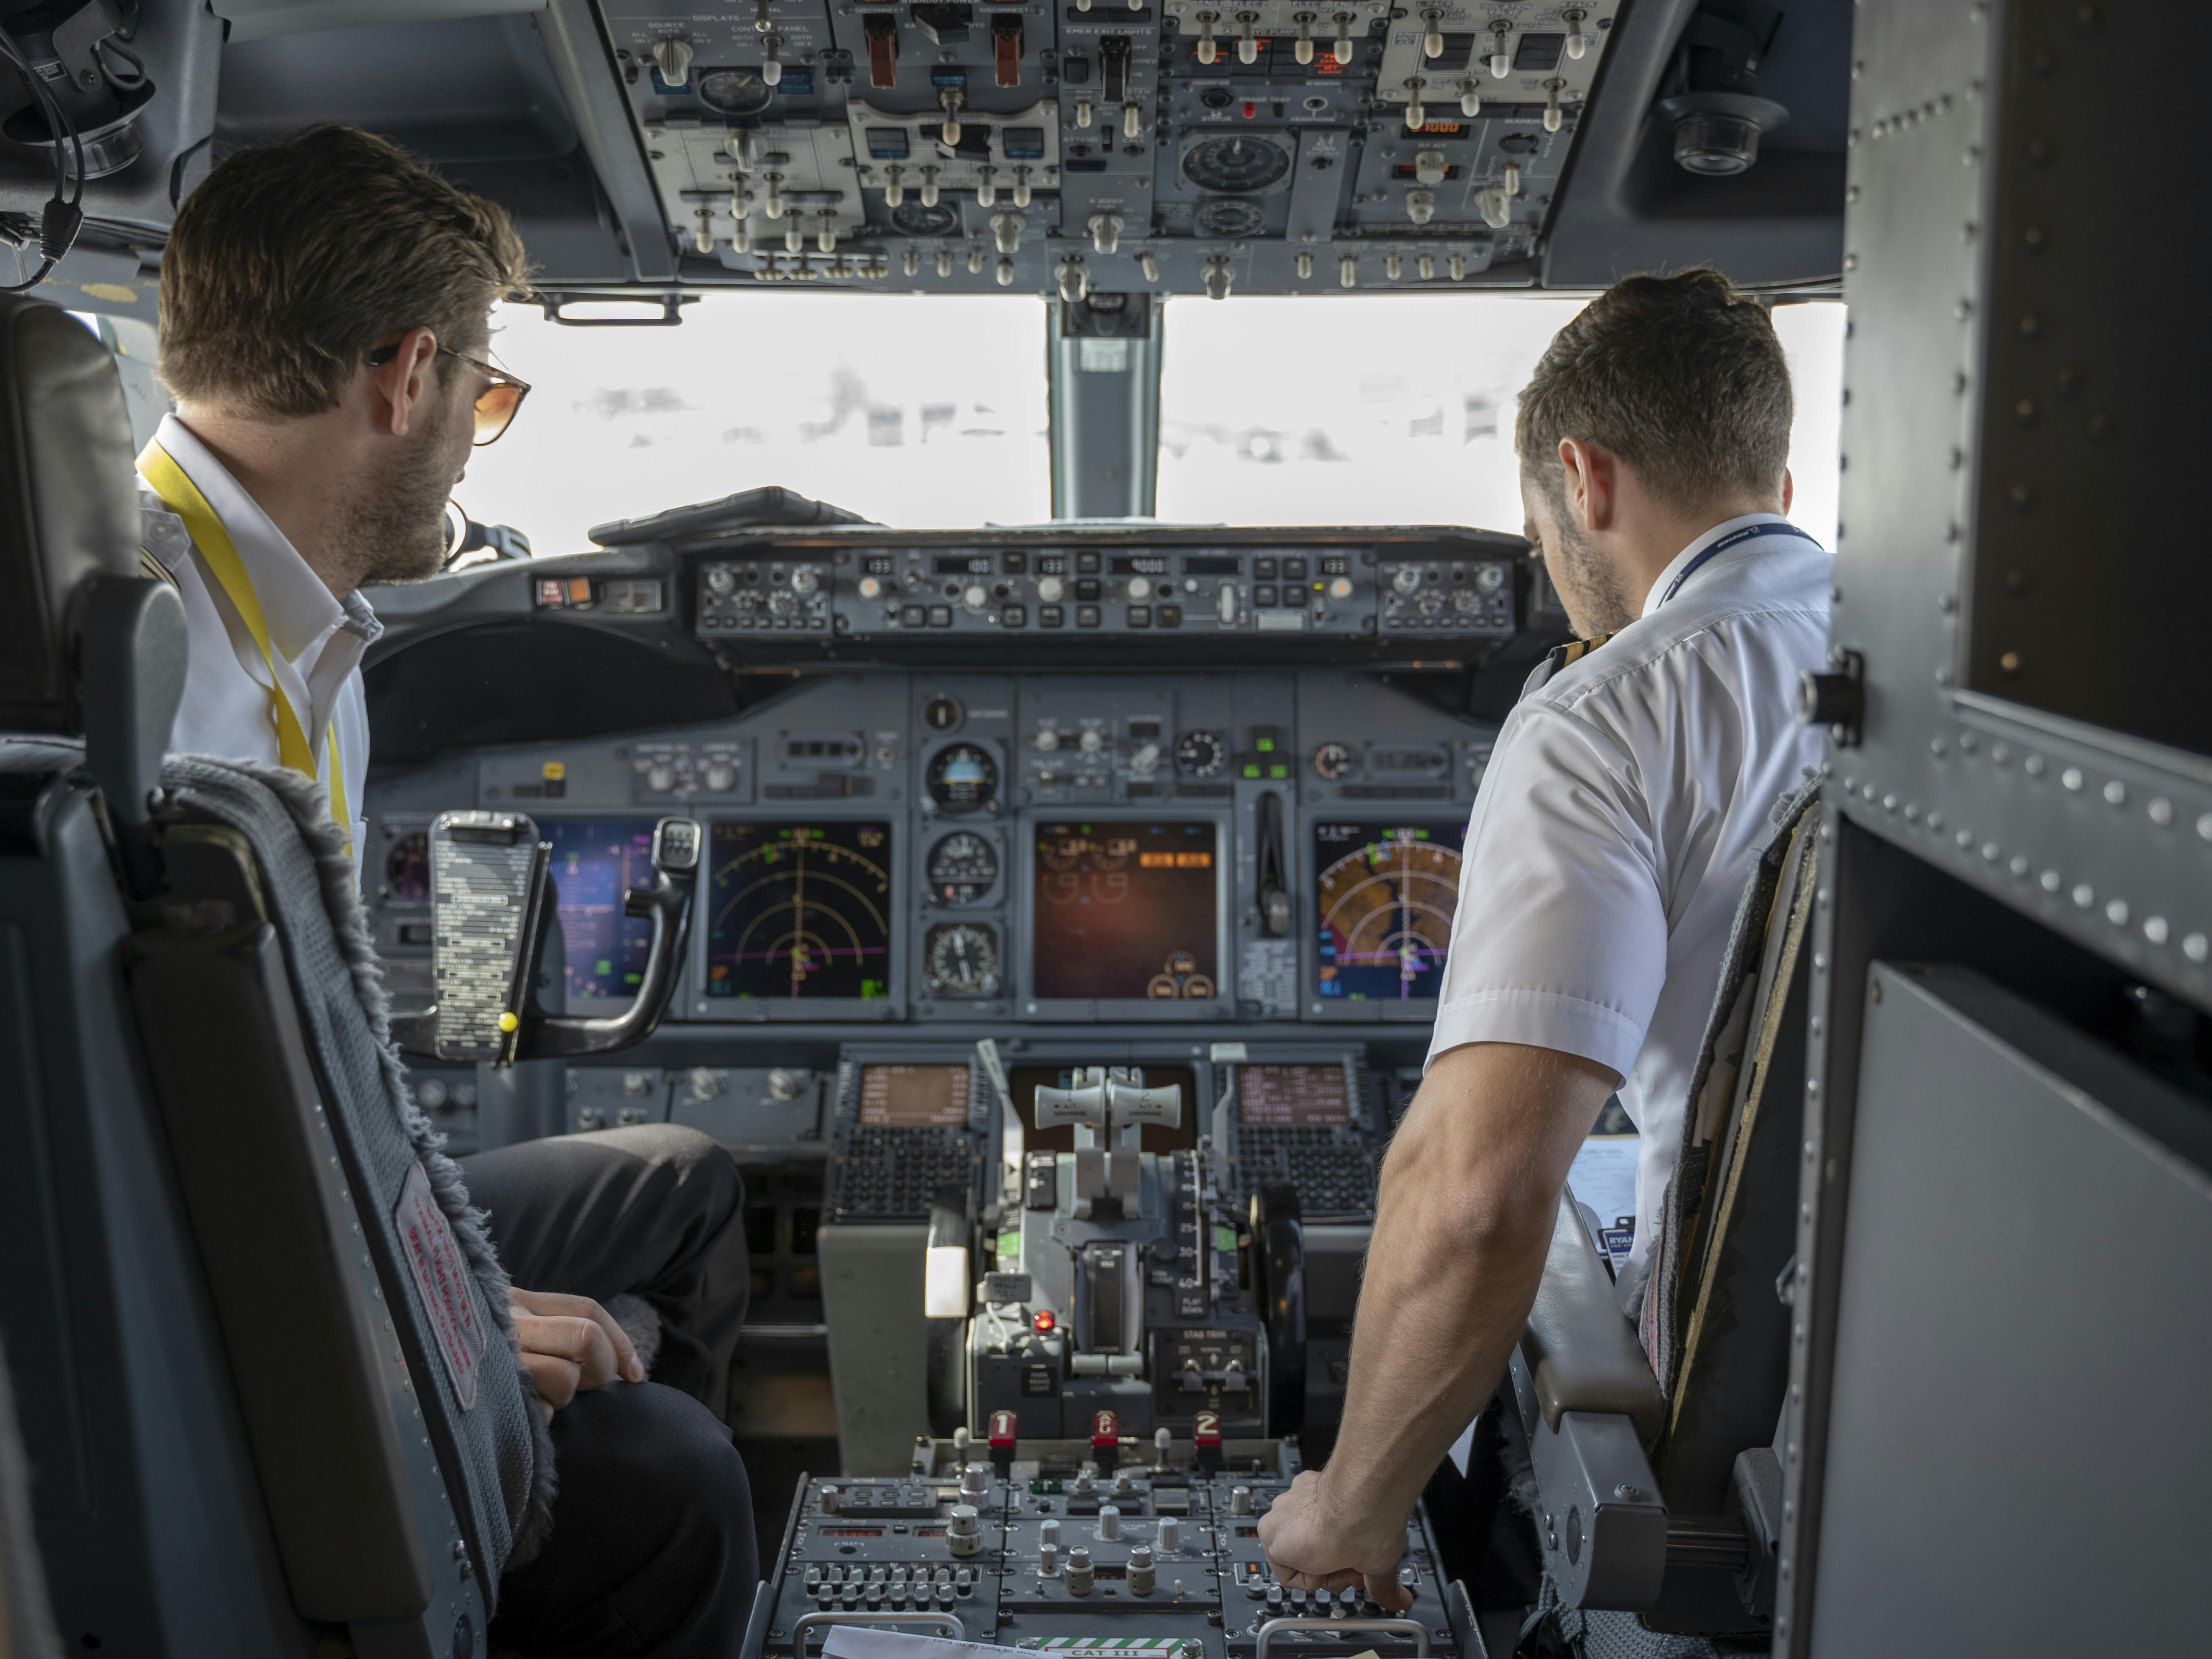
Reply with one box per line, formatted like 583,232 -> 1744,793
366,671 -> 1493,1028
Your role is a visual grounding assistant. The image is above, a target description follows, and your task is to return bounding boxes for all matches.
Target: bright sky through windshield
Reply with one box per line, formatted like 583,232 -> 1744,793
456,292 -> 1844,555
1157,296 -> 1845,548
458,294 -> 1051,556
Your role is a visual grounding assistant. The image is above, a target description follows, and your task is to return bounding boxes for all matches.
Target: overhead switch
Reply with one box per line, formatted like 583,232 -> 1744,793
1293,10 -> 1315,64
1089,212 -> 1123,255
653,37 -> 695,88
762,36 -> 783,84
864,14 -> 898,87
1332,11 -> 1356,65
1237,11 -> 1260,64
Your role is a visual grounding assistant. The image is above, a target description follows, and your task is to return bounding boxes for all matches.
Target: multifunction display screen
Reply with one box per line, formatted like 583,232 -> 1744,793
857,1064 -> 971,1126
1239,1064 -> 1352,1126
1031,820 -> 1219,1002
706,821 -> 894,1000
1313,821 -> 1466,1002
543,818 -> 658,1004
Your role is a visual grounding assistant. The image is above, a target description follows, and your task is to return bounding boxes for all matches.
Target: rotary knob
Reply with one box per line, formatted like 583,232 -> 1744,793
1476,562 -> 1506,593
1034,728 -> 1060,752
768,589 -> 796,616
647,762 -> 677,791
1391,565 -> 1421,594
1128,742 -> 1160,775
1077,729 -> 1104,755
963,583 -> 990,611
1037,574 -> 1066,603
790,566 -> 819,595
414,1076 -> 450,1110
706,565 -> 736,595
705,761 -> 737,791
688,1067 -> 724,1102
767,1067 -> 807,1101
1126,576 -> 1149,601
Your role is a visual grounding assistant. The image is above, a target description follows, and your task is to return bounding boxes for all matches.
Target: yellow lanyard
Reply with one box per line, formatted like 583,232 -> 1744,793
136,440 -> 354,860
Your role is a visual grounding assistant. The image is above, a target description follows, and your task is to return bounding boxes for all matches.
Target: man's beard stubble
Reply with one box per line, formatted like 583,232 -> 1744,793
1550,507 -> 1638,637
339,388 -> 461,588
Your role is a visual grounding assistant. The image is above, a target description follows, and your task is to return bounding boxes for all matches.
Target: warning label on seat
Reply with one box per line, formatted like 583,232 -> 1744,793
395,1158 -> 486,1410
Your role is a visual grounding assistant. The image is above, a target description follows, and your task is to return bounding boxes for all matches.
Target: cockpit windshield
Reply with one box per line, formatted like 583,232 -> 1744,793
458,294 -> 1845,552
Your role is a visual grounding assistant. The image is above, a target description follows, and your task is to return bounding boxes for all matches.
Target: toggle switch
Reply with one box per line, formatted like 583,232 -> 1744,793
939,85 -> 965,144
1293,10 -> 1315,64
1056,256 -> 1089,302
1076,98 -> 1093,128
1203,255 -> 1232,300
1503,159 -> 1521,197
1138,249 -> 1160,281
1340,252 -> 1357,288
1422,6 -> 1444,57
1544,78 -> 1564,132
1124,101 -> 1143,139
995,210 -> 1023,253
976,164 -> 997,207
1237,10 -> 1259,63
1333,10 -> 1356,65
754,0 -> 773,31
920,165 -> 940,208
817,213 -> 837,253
883,164 -> 905,207
1461,80 -> 1481,117
969,244 -> 988,274
1449,250 -> 1466,279
762,34 -> 783,84
1013,165 -> 1034,207
1403,78 -> 1426,128
937,248 -> 954,277
785,221 -> 804,253
1089,212 -> 1123,254
1417,251 -> 1435,280
1488,19 -> 1511,76
1385,250 -> 1403,280
1565,6 -> 1588,57
1195,9 -> 1218,64
762,173 -> 785,218
996,257 -> 1015,286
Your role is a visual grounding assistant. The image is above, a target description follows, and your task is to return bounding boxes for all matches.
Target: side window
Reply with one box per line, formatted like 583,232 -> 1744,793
94,315 -> 169,452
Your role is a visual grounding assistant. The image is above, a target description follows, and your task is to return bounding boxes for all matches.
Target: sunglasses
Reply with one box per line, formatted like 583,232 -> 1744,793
365,341 -> 532,446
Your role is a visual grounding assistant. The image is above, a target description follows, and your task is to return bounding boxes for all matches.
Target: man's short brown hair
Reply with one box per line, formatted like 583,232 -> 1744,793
1515,268 -> 1793,512
158,125 -> 528,418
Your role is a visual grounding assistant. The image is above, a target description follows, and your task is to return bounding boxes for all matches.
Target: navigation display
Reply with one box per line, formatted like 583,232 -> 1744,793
706,821 -> 894,1000
543,818 -> 658,1004
1240,1064 -> 1352,1126
1313,821 -> 1466,1003
857,1064 -> 971,1126
1032,820 -> 1219,1002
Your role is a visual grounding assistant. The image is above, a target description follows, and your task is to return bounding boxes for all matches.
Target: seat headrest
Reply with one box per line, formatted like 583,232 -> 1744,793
0,297 -> 143,735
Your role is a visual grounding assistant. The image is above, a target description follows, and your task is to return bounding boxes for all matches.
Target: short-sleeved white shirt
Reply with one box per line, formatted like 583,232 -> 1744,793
1424,513 -> 1831,1308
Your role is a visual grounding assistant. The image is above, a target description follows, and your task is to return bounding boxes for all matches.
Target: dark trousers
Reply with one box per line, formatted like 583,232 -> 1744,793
459,1125 -> 761,1657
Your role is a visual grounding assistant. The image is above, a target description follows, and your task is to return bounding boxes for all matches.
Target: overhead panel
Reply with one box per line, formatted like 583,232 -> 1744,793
590,0 -> 1619,293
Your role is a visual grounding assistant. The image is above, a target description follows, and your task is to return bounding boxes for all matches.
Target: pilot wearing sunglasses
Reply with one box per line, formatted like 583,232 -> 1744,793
136,124 -> 761,1656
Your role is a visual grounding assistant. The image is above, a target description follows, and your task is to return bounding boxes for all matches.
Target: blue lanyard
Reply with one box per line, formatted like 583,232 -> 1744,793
1655,519 -> 1812,609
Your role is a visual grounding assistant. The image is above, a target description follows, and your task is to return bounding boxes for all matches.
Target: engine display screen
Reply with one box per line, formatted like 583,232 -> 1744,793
1009,1065 -> 1199,1153
1031,820 -> 1219,1002
706,821 -> 894,1000
1239,1064 -> 1352,1126
1313,821 -> 1466,1002
543,818 -> 658,1004
857,1064 -> 971,1127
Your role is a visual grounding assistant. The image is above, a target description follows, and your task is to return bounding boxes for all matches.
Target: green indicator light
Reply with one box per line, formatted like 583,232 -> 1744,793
1255,738 -> 1275,752
1242,764 -> 1261,778
1212,1224 -> 1238,1253
1269,764 -> 1289,779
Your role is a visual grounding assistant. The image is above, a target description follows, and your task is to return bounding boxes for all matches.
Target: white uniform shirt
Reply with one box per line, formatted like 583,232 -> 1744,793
141,413 -> 378,866
1424,513 -> 1831,1309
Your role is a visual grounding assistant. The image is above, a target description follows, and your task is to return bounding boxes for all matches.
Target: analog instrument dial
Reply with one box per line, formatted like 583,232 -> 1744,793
1175,729 -> 1227,777
1182,133 -> 1293,194
926,742 -> 998,813
926,830 -> 999,904
1312,741 -> 1355,781
696,69 -> 773,115
925,923 -> 1001,996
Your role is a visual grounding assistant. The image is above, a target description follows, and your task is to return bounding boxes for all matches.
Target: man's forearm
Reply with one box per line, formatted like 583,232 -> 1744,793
1321,1043 -> 1615,1536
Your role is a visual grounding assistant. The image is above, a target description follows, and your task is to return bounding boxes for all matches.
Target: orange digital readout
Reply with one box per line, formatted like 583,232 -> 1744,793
1138,851 -> 1214,869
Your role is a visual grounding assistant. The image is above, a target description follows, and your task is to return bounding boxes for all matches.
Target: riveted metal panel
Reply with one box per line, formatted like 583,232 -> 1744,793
1828,0 -> 2212,1015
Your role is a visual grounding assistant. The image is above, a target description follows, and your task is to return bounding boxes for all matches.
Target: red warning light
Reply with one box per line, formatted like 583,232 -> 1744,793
1032,1309 -> 1056,1333
1242,101 -> 1256,119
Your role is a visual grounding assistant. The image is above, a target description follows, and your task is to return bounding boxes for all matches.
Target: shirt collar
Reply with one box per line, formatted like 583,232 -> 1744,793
1638,511 -> 1799,621
151,412 -> 350,663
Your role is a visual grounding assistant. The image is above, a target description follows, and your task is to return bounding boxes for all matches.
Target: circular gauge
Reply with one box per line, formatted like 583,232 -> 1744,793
1038,830 -> 1085,872
1183,973 -> 1216,1000
1195,197 -> 1267,238
926,742 -> 999,813
922,695 -> 963,732
697,69 -> 773,115
1312,741 -> 1355,781
926,923 -> 1001,996
1175,729 -> 1227,777
927,830 -> 999,904
891,199 -> 961,237
385,830 -> 430,902
1181,133 -> 1292,194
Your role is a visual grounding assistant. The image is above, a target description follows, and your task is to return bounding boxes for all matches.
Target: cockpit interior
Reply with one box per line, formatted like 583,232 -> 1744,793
0,2 -> 2204,1658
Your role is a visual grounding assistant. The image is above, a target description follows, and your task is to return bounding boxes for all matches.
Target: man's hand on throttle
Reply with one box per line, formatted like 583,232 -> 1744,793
508,1287 -> 645,1418
1256,1469 -> 1415,1611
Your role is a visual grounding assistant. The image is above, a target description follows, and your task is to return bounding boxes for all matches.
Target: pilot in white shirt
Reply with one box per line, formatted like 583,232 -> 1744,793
1260,268 -> 1832,1605
1425,511 -> 1828,1310
139,411 -> 378,866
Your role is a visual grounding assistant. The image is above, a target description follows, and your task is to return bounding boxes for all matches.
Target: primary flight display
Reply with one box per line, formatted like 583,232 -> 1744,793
1313,821 -> 1466,1003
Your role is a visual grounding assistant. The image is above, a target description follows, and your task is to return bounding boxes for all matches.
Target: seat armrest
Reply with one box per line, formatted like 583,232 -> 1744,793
1520,1195 -> 1665,1443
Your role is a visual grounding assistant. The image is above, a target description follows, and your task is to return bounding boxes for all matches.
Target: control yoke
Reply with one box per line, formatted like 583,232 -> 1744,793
1035,1066 -> 1181,1218
391,810 -> 701,1065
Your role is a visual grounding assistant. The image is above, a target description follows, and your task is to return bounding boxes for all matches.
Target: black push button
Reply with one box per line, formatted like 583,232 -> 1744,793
901,603 -> 927,627
1040,605 -> 1064,627
1076,605 -> 1101,627
1003,604 -> 1027,626
1128,606 -> 1150,626
928,605 -> 953,627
